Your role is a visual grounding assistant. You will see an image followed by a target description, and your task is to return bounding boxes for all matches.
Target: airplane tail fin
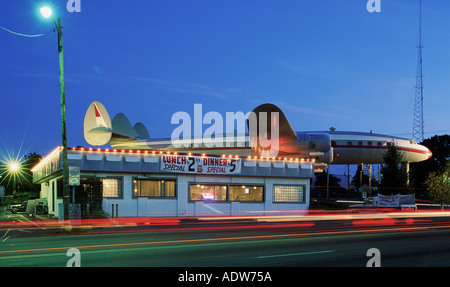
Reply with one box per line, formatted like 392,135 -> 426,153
111,114 -> 150,139
133,122 -> 150,139
84,101 -> 113,146
248,103 -> 298,143
109,113 -> 151,149
111,113 -> 139,138
84,101 -> 151,148
247,103 -> 298,156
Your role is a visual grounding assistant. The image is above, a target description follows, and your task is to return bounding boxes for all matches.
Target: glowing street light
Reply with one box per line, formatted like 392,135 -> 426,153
40,5 -> 70,219
4,157 -> 22,195
8,162 -> 20,172
40,6 -> 53,19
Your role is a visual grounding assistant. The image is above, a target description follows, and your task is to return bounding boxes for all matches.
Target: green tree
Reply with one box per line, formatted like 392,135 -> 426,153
350,165 -> 378,190
315,170 -> 341,189
313,170 -> 346,199
21,153 -> 42,196
425,161 -> 450,209
411,135 -> 450,198
379,142 -> 408,194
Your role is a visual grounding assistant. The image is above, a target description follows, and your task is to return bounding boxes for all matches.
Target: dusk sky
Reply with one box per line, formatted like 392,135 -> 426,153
1,0 -> 449,160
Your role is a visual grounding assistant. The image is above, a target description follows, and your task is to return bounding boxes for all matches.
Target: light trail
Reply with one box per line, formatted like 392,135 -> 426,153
201,210 -> 450,222
255,250 -> 334,259
2,221 -> 450,257
2,209 -> 450,236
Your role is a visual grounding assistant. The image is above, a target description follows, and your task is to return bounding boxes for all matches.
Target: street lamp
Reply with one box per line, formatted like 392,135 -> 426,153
7,157 -> 21,196
40,7 -> 53,19
40,6 -> 70,220
8,162 -> 20,172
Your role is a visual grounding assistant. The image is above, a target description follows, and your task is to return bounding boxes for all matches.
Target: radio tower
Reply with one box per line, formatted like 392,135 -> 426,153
412,0 -> 424,143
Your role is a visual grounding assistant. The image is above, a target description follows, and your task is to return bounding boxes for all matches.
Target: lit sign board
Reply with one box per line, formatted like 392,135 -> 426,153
69,166 -> 80,186
161,154 -> 241,175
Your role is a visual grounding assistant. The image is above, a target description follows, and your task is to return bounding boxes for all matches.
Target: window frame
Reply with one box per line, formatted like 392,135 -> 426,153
101,177 -> 123,199
189,183 -> 228,202
188,183 -> 265,202
273,184 -> 306,203
229,185 -> 264,202
133,178 -> 177,198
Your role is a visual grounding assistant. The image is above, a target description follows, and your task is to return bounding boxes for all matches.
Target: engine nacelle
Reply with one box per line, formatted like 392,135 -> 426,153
251,132 -> 332,158
296,133 -> 331,152
310,148 -> 334,164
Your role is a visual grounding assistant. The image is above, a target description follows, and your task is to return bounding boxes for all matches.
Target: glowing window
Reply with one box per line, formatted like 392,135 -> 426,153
190,184 -> 227,201
273,185 -> 305,203
102,178 -> 122,198
134,179 -> 176,197
229,185 -> 263,202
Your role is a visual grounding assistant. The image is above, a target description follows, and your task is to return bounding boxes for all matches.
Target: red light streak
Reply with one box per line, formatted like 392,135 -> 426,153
352,218 -> 397,226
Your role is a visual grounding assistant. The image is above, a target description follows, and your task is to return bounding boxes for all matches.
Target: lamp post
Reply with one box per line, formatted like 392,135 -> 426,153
40,7 -> 70,220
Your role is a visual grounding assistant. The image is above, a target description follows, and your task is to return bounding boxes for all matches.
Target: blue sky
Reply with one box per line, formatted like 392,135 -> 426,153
0,0 -> 449,159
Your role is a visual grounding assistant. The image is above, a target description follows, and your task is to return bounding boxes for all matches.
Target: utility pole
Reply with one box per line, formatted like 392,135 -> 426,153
41,7 -> 69,219
56,17 -> 70,220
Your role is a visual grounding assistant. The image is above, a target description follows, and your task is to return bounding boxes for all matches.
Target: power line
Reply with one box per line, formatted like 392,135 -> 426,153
0,25 -> 55,38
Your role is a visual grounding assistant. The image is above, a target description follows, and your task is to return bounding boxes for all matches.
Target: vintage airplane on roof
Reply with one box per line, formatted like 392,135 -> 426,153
83,101 -> 432,172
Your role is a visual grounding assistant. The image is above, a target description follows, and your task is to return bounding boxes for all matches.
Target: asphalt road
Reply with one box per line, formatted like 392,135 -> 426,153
2,212 -> 450,269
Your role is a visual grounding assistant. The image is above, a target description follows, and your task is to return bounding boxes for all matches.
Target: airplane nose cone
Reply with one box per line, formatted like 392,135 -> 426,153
412,144 -> 432,162
419,145 -> 432,161
426,148 -> 433,159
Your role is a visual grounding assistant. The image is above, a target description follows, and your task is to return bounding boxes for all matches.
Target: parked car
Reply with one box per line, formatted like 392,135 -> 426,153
7,201 -> 27,214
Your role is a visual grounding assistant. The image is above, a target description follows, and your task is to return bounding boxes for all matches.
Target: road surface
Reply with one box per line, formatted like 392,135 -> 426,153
2,211 -> 450,268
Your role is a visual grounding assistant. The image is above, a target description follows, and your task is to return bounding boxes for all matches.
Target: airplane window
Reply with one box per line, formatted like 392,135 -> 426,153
347,141 -> 352,146
367,141 -> 372,146
377,142 -> 382,146
358,141 -> 363,146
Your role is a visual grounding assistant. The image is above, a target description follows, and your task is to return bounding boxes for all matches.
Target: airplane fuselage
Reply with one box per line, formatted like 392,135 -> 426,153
109,130 -> 432,166
84,102 -> 432,169
304,131 -> 432,165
